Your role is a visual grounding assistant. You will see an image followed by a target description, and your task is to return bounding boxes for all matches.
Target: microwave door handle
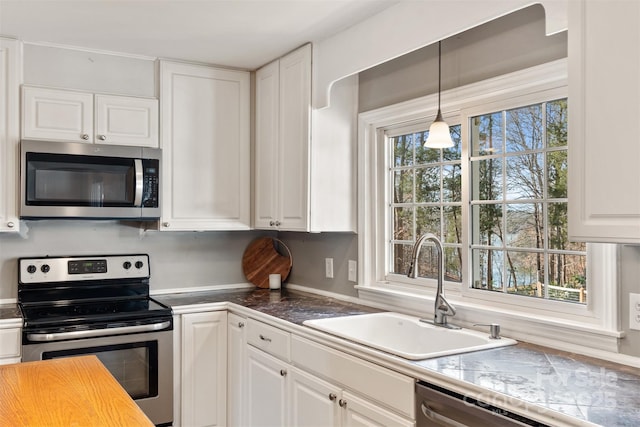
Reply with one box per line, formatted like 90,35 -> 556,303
133,159 -> 143,206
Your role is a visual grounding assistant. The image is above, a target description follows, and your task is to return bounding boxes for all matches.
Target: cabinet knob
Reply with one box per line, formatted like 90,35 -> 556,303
275,220 -> 281,226
238,321 -> 245,328
280,369 -> 287,377
269,221 -> 275,226
98,135 -> 107,141
6,221 -> 14,228
163,222 -> 170,227
339,399 -> 347,408
81,134 -> 89,140
328,393 -> 337,401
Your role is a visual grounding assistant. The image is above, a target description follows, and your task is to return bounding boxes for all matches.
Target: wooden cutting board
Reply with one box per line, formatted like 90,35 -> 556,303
242,237 -> 292,288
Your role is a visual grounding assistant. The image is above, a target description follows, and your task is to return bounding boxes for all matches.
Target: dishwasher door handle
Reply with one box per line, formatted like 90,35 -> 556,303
421,401 -> 469,427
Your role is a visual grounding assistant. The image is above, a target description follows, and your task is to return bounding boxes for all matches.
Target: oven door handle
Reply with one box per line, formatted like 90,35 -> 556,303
26,320 -> 171,342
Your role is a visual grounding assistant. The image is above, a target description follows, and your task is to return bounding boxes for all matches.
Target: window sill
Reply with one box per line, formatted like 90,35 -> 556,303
355,284 -> 629,364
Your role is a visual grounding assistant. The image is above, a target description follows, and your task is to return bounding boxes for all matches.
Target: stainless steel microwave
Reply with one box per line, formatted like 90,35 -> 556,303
20,140 -> 161,220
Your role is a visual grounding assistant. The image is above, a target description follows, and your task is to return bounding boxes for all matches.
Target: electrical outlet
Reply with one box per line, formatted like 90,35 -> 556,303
630,293 -> 640,331
325,258 -> 334,279
348,260 -> 357,282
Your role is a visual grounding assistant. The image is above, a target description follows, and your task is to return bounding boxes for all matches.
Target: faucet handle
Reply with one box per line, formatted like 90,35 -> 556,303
474,323 -> 501,339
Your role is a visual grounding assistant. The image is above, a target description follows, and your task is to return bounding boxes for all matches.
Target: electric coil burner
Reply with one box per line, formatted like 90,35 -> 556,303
18,254 -> 173,426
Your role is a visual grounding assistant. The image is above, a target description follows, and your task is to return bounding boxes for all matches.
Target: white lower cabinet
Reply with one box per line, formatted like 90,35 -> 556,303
245,345 -> 290,427
238,318 -> 415,427
0,324 -> 21,365
227,313 -> 246,427
178,311 -> 227,427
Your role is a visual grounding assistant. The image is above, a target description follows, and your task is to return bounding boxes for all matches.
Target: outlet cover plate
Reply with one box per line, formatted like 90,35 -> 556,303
630,293 -> 640,331
348,260 -> 357,282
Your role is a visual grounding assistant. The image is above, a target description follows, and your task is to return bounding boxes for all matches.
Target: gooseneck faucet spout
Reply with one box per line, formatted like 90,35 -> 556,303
406,233 -> 458,328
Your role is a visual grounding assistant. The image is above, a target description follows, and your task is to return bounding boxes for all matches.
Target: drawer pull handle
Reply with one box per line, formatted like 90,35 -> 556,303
259,334 -> 272,342
421,402 -> 467,427
339,399 -> 347,408
328,393 -> 337,401
280,369 -> 287,376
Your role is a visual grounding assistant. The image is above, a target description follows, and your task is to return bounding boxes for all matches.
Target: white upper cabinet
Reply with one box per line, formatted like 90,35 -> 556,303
159,60 -> 250,231
255,43 -> 357,232
568,0 -> 640,243
0,38 -> 21,233
94,94 -> 158,147
255,44 -> 311,231
22,86 -> 158,147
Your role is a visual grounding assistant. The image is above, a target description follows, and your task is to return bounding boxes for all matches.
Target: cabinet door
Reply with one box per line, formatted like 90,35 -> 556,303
341,391 -> 414,427
94,94 -> 158,147
568,0 -> 640,243
289,367 -> 340,427
278,44 -> 311,231
159,60 -> 250,231
227,313 -> 246,427
254,60 -> 280,229
22,86 -> 94,143
181,311 -> 227,427
0,38 -> 20,232
246,346 -> 288,427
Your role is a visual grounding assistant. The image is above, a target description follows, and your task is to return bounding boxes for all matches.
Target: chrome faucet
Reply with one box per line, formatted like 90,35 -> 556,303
407,233 -> 459,328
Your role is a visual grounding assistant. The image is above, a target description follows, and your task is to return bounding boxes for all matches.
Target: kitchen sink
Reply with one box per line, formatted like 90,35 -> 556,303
303,312 -> 516,360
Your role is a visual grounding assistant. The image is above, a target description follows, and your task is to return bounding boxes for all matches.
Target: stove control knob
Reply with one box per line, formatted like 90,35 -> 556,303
27,265 -> 37,274
123,261 -> 132,270
135,261 -> 144,269
41,264 -> 50,273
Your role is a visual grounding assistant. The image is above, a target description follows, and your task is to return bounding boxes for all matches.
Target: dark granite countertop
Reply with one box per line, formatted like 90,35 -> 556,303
155,287 -> 640,427
0,304 -> 21,321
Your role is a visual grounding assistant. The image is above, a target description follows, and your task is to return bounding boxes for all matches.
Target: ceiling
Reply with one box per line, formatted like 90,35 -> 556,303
0,0 -> 400,69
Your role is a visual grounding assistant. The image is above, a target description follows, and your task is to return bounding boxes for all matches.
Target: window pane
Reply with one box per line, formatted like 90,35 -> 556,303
445,247 -> 462,283
548,253 -> 587,303
547,150 -> 567,198
471,113 -> 503,156
472,204 -> 503,246
415,167 -> 440,202
547,99 -> 568,148
443,164 -> 461,202
506,104 -> 543,152
548,203 -> 585,251
416,243 -> 439,279
443,206 -> 462,244
392,243 -> 413,275
416,132 -> 441,165
393,207 -> 413,241
506,251 -> 544,297
443,125 -> 462,161
393,169 -> 413,203
416,206 -> 440,236
505,203 -> 543,248
393,134 -> 414,167
472,249 -> 503,291
472,158 -> 503,200
506,153 -> 544,200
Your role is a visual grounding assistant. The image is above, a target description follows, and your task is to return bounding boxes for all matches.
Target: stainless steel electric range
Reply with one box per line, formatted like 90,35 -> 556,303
18,254 -> 173,427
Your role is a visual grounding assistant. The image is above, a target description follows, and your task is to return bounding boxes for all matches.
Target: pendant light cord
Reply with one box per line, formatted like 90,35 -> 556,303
438,40 -> 441,111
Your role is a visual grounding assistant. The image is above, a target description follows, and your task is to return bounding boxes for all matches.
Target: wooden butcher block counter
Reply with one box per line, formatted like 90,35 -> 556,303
0,355 -> 152,427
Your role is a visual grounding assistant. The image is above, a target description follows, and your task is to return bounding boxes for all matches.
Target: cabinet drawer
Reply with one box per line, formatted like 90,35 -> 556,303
0,328 -> 21,359
247,319 -> 290,361
291,335 -> 414,418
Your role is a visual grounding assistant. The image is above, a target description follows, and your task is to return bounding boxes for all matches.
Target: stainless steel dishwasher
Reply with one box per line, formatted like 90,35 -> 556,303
416,381 -> 549,427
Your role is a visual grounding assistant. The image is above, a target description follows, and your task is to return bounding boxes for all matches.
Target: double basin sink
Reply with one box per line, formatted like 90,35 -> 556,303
303,312 -> 516,360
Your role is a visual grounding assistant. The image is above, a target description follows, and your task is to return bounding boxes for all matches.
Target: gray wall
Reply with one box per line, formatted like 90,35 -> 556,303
619,245 -> 640,358
0,221 -> 269,299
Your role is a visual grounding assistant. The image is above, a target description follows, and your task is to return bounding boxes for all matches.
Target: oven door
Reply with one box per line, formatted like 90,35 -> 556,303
22,328 -> 172,427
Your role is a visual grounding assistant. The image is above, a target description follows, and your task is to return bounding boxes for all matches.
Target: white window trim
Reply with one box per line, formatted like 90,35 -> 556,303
356,59 -> 623,359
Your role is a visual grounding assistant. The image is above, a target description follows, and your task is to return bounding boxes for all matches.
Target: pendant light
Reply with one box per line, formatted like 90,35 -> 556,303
424,41 -> 454,149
